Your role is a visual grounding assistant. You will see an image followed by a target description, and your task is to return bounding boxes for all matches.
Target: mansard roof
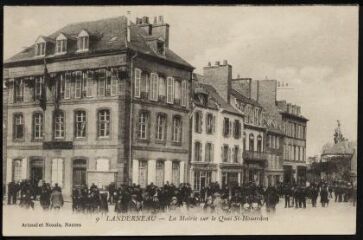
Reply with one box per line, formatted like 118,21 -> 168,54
5,16 -> 193,70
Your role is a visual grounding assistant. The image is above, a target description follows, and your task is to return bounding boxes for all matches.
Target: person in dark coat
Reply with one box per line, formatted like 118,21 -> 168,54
108,182 -> 116,205
7,181 -> 17,205
40,182 -> 51,210
128,194 -> 142,213
300,185 -> 307,208
283,183 -> 291,208
99,190 -> 109,213
310,185 -> 319,207
265,185 -> 279,213
320,185 -> 329,207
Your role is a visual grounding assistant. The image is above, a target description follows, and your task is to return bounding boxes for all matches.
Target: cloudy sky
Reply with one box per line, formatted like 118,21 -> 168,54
4,6 -> 358,157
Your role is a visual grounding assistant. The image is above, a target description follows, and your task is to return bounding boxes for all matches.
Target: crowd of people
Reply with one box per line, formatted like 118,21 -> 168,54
5,179 -> 356,214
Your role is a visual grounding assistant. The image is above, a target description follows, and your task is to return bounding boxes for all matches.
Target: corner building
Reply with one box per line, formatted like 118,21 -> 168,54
3,15 -> 193,198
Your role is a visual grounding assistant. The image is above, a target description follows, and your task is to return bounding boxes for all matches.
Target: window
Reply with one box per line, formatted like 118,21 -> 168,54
32,112 -> 43,140
257,135 -> 262,152
97,69 -> 106,96
98,109 -> 110,138
158,76 -> 166,101
243,132 -> 246,151
75,110 -> 87,138
150,73 -> 158,101
13,113 -> 24,140
222,145 -> 229,163
205,143 -> 213,162
51,158 -> 64,187
141,73 -> 149,98
303,126 -> 306,139
56,74 -> 65,99
56,39 -> 67,54
195,111 -> 202,133
134,68 -> 141,98
234,120 -> 241,139
298,147 -> 301,161
249,133 -> 255,151
14,78 -> 24,103
12,159 -> 22,182
85,70 -> 94,97
34,77 -> 43,100
181,80 -> 187,106
54,110 -> 65,139
194,142 -> 202,162
137,111 -> 149,140
171,161 -> 180,186
174,79 -> 181,104
276,136 -> 280,149
233,146 -> 239,163
36,42 -> 46,56
172,116 -> 182,143
194,171 -> 212,191
75,71 -> 83,98
138,160 -> 148,188
155,160 -> 165,187
166,77 -> 174,104
293,146 -> 296,161
223,118 -> 230,137
155,114 -> 166,141
254,109 -> 259,125
64,72 -> 71,99
110,69 -> 118,96
96,159 -> 110,171
77,32 -> 89,51
105,70 -> 112,96
206,113 -> 214,134
157,40 -> 165,55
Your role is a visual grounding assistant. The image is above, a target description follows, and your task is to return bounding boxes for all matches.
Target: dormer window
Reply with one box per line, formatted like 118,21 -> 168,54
157,40 -> 165,55
56,33 -> 67,54
77,30 -> 89,52
35,37 -> 47,56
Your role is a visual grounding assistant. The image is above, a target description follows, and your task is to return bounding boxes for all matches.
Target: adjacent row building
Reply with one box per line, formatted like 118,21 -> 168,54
3,15 -> 308,198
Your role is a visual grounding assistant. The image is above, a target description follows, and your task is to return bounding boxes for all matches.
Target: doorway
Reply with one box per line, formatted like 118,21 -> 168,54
73,159 -> 87,187
30,159 -> 44,186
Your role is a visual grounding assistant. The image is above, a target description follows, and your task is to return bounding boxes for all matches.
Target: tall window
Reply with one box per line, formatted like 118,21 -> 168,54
51,158 -> 64,187
249,133 -> 255,151
174,79 -> 181,102
243,132 -> 246,151
141,73 -> 149,98
155,160 -> 165,187
54,110 -> 65,139
222,145 -> 229,162
276,136 -> 280,149
254,108 -> 259,125
150,73 -> 158,101
75,71 -> 83,98
36,42 -> 46,56
138,111 -> 149,140
75,110 -> 87,138
13,113 -> 24,140
14,79 -> 24,103
138,160 -> 148,188
158,76 -> 166,100
56,39 -> 67,54
97,109 -> 110,138
12,159 -> 22,182
134,68 -> 141,98
166,77 -> 174,103
234,120 -> 241,139
155,114 -> 166,141
97,69 -> 106,96
223,118 -> 230,137
205,143 -> 213,162
206,113 -> 214,134
181,80 -> 187,106
34,77 -> 43,100
85,71 -> 94,97
195,111 -> 202,133
64,72 -> 71,99
194,142 -> 202,162
233,145 -> 239,163
32,112 -> 43,140
171,161 -> 180,186
172,116 -> 182,143
257,135 -> 262,152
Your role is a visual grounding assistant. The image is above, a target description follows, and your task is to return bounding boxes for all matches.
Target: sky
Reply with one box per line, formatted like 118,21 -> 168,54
4,6 -> 358,157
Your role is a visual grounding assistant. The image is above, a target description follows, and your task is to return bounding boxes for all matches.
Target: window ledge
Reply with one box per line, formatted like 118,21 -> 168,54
13,138 -> 25,142
155,140 -> 166,145
137,138 -> 150,144
171,141 -> 182,146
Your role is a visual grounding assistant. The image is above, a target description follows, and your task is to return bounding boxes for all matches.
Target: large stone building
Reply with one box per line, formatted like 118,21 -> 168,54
3,15 -> 193,198
190,76 -> 244,190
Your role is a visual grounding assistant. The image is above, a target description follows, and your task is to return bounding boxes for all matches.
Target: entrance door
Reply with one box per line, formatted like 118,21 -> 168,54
73,159 -> 87,187
228,172 -> 238,187
30,159 -> 44,186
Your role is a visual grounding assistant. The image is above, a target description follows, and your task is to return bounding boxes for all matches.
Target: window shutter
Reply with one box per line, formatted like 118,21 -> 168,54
111,70 -> 117,96
212,115 -> 216,133
229,120 -> 233,137
205,114 -> 208,133
136,113 -> 140,139
204,143 -> 208,162
228,147 -> 231,162
211,144 -> 214,162
221,146 -> 224,162
200,112 -> 203,133
199,143 -> 202,162
134,69 -> 141,98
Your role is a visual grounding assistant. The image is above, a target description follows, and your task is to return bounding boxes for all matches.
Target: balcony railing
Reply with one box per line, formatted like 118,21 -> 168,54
243,150 -> 268,162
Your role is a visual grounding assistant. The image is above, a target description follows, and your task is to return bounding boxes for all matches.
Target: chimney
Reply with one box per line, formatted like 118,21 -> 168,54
151,15 -> 169,47
257,79 -> 277,106
137,16 -> 152,35
203,61 -> 232,103
223,60 -> 228,65
207,62 -> 211,67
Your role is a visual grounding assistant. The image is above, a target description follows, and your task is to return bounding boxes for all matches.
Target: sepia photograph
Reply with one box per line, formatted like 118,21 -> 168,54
2,5 -> 358,236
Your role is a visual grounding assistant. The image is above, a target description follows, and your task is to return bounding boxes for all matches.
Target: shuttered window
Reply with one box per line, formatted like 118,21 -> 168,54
205,143 -> 213,162
54,110 -> 65,139
51,158 -> 64,187
12,159 -> 22,182
171,161 -> 180,186
134,68 -> 141,98
194,142 -> 202,162
181,80 -> 187,106
155,160 -> 165,187
32,112 -> 43,140
75,110 -> 87,138
14,113 -> 24,140
172,115 -> 182,143
64,72 -> 71,99
166,77 -> 174,104
150,73 -> 158,101
75,71 -> 83,98
85,71 -> 94,97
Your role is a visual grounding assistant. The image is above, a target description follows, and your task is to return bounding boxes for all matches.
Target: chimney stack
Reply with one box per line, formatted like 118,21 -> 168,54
223,60 -> 228,65
158,16 -> 164,24
154,16 -> 157,24
208,62 -> 211,67
142,16 -> 149,24
151,15 -> 169,47
215,61 -> 220,66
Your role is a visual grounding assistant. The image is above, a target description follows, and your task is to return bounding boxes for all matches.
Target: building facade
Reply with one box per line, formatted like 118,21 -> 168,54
190,80 -> 244,190
3,15 -> 194,198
